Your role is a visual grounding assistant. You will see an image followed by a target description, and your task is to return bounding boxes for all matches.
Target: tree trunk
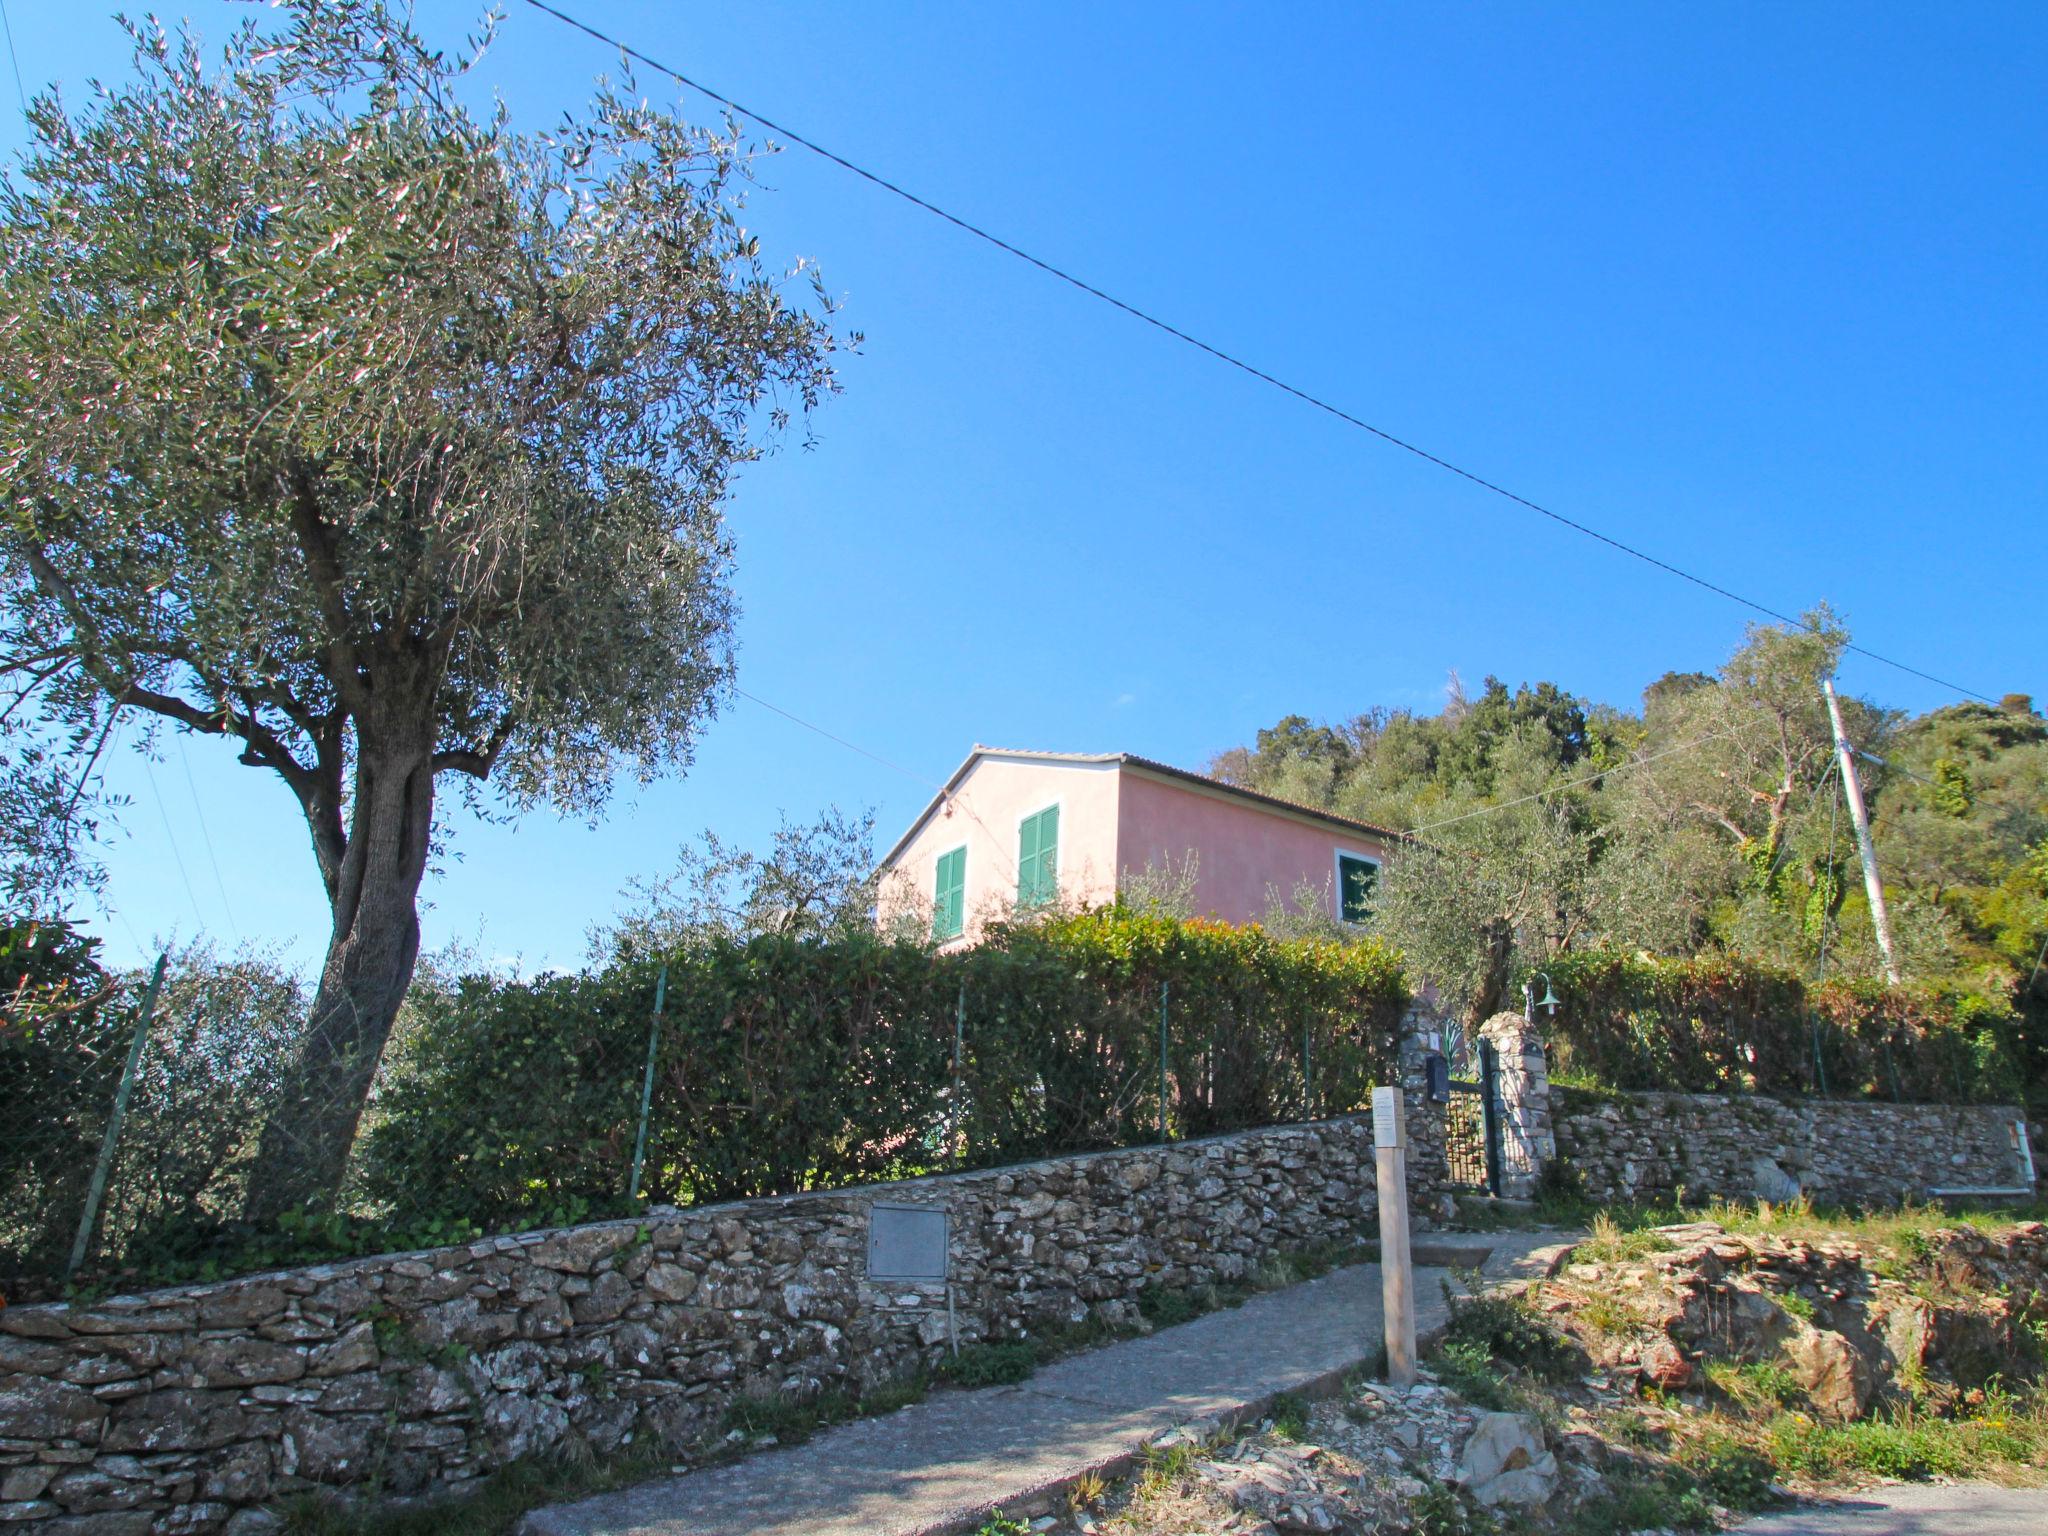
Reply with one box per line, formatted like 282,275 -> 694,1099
1464,917 -> 1515,1033
244,740 -> 436,1221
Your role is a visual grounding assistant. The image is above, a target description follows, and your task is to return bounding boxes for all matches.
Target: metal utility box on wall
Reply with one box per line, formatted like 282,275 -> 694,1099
866,1202 -> 949,1282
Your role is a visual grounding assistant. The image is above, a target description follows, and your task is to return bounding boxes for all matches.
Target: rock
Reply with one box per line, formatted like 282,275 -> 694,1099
0,1337 -> 69,1375
201,1444 -> 272,1504
1640,1335 -> 1694,1390
223,1509 -> 282,1535
196,1287 -> 286,1330
103,1391 -> 248,1453
0,1375 -> 107,1439
187,1337 -> 307,1388
1785,1327 -> 1873,1421
1457,1410 -> 1546,1488
0,1465 -> 56,1501
283,1411 -> 379,1484
643,1264 -> 699,1304
307,1322 -> 378,1378
156,1501 -> 233,1533
0,1308 -> 73,1340
1471,1455 -> 1559,1507
1750,1157 -> 1802,1204
570,1270 -> 633,1327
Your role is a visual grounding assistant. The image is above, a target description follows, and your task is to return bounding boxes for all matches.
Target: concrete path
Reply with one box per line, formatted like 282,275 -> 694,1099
520,1232 -> 1567,1536
1734,1484 -> 2048,1535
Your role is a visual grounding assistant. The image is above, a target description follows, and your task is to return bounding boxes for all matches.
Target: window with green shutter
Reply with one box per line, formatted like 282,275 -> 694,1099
1016,804 -> 1059,908
933,846 -> 967,940
1337,852 -> 1378,924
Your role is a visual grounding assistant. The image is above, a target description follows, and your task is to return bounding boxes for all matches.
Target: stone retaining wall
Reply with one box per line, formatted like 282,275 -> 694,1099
1551,1087 -> 2033,1207
0,1114 -> 1401,1534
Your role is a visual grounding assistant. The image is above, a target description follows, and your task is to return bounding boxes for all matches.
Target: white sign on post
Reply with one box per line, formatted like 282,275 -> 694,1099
1372,1086 -> 1417,1387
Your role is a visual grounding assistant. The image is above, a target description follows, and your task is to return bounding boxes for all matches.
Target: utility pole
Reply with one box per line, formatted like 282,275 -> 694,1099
1822,678 -> 1901,985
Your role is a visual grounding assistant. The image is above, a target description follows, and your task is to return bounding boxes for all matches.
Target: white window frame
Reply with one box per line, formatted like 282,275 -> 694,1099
1332,847 -> 1382,926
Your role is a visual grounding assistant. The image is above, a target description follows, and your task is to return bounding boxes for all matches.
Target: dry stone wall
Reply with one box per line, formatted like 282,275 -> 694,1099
0,1114 -> 1406,1534
1551,1087 -> 2033,1207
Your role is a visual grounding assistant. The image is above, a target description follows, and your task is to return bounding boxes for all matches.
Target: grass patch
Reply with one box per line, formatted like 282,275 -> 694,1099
1267,1391 -> 1311,1440
1706,1359 -> 1805,1411
1566,1467 -> 1719,1535
278,1442 -> 674,1536
1572,1212 -> 1675,1266
936,1341 -> 1037,1388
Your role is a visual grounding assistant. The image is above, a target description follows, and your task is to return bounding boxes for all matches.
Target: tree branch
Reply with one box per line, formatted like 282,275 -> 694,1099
284,462 -> 373,715
432,712 -> 517,779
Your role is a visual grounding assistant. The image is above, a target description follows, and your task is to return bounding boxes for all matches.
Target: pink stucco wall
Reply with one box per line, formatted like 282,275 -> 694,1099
881,754 -> 1121,944
1114,769 -> 1390,925
880,753 -> 1394,941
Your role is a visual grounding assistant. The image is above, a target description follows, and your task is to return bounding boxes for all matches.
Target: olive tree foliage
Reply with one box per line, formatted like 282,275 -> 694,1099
594,807 -> 885,956
0,2 -> 845,1214
1368,730 -> 1601,1029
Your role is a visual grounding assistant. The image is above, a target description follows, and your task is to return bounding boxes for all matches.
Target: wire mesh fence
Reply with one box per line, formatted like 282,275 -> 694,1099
10,918 -> 2025,1304
2,913 -> 1408,1300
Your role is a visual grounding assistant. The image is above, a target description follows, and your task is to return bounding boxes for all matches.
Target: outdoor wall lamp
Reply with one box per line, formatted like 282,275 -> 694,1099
1523,973 -> 1561,1022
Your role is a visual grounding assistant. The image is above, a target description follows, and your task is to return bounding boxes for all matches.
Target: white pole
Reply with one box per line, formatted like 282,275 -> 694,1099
1822,679 -> 1901,985
1372,1085 -> 1417,1387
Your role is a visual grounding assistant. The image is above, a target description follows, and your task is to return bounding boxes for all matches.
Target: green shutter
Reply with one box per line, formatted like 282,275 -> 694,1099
1339,854 -> 1377,923
1017,805 -> 1058,907
934,847 -> 966,939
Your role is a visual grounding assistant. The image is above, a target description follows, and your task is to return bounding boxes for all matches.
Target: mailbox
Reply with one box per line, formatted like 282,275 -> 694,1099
1425,1052 -> 1451,1103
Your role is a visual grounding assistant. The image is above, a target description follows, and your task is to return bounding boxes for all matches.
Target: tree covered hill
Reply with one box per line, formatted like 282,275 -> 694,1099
1206,609 -> 2047,1101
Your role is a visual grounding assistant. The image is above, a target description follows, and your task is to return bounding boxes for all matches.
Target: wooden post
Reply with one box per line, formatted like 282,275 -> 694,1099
1373,1084 -> 1417,1387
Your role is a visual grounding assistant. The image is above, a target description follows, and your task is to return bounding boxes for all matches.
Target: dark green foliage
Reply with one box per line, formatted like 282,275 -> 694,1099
1542,948 -> 2024,1102
935,1341 -> 1037,1388
1138,1286 -> 1203,1328
1441,1288 -> 1581,1383
350,908 -> 1406,1246
1,917 -> 120,1278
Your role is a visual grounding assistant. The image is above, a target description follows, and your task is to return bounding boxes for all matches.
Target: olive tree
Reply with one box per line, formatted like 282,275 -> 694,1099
0,2 -> 844,1215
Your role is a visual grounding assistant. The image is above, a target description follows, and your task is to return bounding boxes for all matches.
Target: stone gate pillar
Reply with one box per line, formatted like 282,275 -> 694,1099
1398,1000 -> 1453,1223
1479,1012 -> 1554,1200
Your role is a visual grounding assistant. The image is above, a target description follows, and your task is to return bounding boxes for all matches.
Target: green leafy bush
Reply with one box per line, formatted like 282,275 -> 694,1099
351,908 -> 1408,1239
1540,948 -> 2022,1102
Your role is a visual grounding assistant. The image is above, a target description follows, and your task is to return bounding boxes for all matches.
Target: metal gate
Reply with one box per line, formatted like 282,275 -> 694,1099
1443,1038 -> 1504,1196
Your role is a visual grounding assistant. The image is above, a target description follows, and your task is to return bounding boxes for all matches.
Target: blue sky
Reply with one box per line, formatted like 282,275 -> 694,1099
6,1 -> 2042,973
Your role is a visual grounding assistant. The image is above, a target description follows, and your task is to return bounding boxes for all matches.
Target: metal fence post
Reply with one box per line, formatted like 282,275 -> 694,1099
1158,980 -> 1170,1143
66,952 -> 167,1280
1302,1015 -> 1313,1120
952,983 -> 966,1163
628,964 -> 669,1205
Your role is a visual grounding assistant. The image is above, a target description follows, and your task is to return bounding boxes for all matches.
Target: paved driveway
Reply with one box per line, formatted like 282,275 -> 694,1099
1736,1483 -> 2048,1535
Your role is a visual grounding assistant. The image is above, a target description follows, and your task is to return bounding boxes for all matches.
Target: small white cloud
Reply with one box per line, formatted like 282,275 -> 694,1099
1112,692 -> 1137,708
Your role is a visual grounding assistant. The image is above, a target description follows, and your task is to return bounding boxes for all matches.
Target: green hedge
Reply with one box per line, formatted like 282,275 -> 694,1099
1538,948 -> 2023,1103
353,908 -> 1410,1231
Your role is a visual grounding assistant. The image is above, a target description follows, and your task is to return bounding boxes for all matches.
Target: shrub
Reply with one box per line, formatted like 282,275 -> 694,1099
1441,1288 -> 1580,1383
1540,948 -> 2023,1102
936,1342 -> 1036,1388
354,909 -> 1408,1240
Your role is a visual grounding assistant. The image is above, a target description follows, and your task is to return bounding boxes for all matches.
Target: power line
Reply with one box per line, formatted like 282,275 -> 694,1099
175,733 -> 241,939
1405,724 -> 1756,837
735,687 -> 934,790
734,687 -> 1022,885
0,0 -> 26,120
521,0 -> 1996,707
140,750 -> 207,934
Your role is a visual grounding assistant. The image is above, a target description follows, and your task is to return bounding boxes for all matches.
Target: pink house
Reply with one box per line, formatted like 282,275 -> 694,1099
877,747 -> 1401,944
